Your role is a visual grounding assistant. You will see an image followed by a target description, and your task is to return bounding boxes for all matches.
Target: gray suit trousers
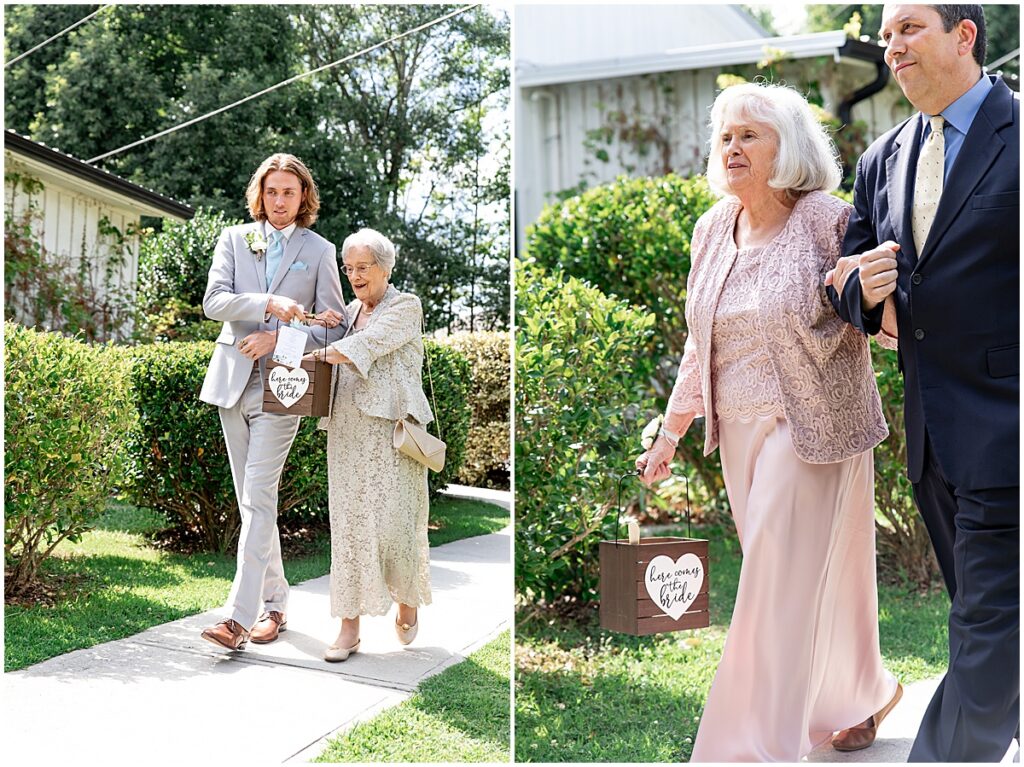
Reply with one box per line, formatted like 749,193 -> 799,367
220,367 -> 300,629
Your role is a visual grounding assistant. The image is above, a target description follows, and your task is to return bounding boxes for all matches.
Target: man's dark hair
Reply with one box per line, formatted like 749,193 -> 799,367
931,5 -> 987,67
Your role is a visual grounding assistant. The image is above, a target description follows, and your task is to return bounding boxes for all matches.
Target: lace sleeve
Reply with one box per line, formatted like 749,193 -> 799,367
667,332 -> 704,416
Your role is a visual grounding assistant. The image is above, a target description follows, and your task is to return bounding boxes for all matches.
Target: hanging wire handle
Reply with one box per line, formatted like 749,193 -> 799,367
269,309 -> 329,367
610,470 -> 691,544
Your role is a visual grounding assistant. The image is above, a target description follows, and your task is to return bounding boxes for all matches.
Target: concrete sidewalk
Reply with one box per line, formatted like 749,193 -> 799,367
4,508 -> 511,764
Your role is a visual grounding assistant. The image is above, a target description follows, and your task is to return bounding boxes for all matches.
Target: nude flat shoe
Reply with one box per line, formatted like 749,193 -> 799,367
395,618 -> 418,646
832,681 -> 904,752
323,639 -> 360,662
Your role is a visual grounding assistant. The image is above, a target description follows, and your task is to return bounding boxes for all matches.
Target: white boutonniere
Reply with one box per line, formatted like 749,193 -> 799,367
640,414 -> 663,450
244,230 -> 268,261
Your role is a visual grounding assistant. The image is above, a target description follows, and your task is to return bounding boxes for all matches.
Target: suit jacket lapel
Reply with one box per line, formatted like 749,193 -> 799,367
919,81 -> 1012,267
886,117 -> 921,262
269,227 -> 306,294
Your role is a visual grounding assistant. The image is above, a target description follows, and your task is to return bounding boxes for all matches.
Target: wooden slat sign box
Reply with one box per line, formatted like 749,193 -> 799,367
262,358 -> 332,417
599,536 -> 710,635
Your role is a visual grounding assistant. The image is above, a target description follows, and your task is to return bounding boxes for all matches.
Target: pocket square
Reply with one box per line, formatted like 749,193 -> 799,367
289,261 -> 308,272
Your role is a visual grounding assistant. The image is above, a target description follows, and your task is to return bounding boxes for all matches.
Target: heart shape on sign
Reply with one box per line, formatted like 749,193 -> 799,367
268,366 -> 309,409
644,553 -> 704,621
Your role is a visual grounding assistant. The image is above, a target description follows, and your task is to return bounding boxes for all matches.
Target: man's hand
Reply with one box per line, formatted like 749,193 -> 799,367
636,437 -> 675,487
238,330 -> 277,361
266,295 -> 305,323
857,241 -> 900,310
824,255 -> 859,295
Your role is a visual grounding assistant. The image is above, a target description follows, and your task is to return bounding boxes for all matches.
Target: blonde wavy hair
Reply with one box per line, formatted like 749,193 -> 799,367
245,153 -> 320,228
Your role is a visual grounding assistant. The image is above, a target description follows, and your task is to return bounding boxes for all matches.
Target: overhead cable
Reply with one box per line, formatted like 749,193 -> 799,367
86,4 -> 480,165
5,5 -> 110,69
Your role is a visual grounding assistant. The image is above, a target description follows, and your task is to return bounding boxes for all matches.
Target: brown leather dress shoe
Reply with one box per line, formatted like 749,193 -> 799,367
201,619 -> 249,651
250,611 -> 287,644
831,681 -> 904,752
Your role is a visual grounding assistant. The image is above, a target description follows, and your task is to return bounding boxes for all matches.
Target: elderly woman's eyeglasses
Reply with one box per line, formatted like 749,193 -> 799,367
341,263 -> 377,277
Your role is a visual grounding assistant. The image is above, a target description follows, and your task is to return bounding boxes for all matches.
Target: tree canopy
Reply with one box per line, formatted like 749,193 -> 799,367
4,4 -> 510,332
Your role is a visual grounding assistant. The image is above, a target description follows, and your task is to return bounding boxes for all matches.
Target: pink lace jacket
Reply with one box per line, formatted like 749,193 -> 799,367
668,191 -> 891,464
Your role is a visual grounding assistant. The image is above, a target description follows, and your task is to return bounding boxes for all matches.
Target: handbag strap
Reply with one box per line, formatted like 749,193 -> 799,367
420,313 -> 442,441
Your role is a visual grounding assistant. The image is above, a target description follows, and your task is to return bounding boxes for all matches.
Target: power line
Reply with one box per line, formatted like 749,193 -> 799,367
988,48 -> 1020,71
86,4 -> 480,165
5,5 -> 110,69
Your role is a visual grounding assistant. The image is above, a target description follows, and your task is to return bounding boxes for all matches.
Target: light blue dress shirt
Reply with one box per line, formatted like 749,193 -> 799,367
920,73 -> 994,179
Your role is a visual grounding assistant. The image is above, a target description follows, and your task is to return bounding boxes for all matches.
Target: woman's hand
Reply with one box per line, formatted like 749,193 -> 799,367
636,436 -> 675,487
303,346 -> 347,365
825,255 -> 858,295
312,309 -> 344,328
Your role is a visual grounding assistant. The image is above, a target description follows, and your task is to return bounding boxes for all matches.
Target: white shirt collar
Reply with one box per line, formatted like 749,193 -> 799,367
263,221 -> 297,241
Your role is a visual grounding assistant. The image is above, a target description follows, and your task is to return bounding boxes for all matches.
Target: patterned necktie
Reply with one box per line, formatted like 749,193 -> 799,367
265,229 -> 284,287
912,115 -> 945,257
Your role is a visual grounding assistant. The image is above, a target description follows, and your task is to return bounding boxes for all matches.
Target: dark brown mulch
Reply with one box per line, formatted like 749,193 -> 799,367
4,569 -> 91,608
148,516 -> 330,559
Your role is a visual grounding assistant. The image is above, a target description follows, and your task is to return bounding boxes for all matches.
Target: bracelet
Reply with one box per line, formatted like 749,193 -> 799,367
659,426 -> 681,447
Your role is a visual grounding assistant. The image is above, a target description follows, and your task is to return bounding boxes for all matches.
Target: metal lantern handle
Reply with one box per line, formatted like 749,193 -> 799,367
611,469 -> 691,545
271,309 -> 328,362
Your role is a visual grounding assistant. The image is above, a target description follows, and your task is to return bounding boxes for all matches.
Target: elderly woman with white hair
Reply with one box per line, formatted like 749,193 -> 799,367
636,82 -> 901,761
308,227 -> 433,662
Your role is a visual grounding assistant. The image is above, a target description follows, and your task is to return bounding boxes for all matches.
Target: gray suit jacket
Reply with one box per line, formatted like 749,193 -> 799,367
199,222 -> 348,409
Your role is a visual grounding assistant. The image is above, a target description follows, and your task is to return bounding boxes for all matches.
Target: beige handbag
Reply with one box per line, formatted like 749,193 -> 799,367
394,418 -> 446,472
393,321 -> 446,472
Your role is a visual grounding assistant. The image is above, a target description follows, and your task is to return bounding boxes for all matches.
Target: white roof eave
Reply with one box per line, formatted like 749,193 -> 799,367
518,30 -> 859,89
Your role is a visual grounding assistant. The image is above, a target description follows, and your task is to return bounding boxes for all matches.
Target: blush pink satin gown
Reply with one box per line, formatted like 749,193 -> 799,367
673,241 -> 898,762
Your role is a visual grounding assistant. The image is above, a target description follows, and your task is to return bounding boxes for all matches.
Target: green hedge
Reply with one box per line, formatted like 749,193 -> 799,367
515,260 -> 657,604
526,174 -> 726,517
123,340 -> 471,552
441,331 -> 509,489
4,323 -> 136,596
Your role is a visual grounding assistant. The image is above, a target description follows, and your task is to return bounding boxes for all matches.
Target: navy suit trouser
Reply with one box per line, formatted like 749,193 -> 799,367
908,432 -> 1019,762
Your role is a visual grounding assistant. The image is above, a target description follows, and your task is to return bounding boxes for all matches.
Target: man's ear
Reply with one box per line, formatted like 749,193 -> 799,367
956,19 -> 978,60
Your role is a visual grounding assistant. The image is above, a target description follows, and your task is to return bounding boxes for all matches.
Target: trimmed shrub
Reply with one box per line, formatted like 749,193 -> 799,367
123,341 -> 241,552
123,340 -> 470,551
525,174 -> 725,517
134,208 -> 240,342
527,174 -> 716,366
441,331 -> 510,489
515,260 -> 657,604
422,340 -> 473,497
4,322 -> 136,596
871,344 -> 936,583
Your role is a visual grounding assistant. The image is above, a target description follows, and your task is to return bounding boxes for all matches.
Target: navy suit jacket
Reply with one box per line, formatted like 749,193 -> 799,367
830,76 -> 1019,489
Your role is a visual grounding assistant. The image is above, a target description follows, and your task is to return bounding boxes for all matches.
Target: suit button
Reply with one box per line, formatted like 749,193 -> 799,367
912,274 -> 922,285
914,329 -> 925,341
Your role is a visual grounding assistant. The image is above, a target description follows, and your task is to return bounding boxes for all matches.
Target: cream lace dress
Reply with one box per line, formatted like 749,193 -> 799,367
325,301 -> 432,619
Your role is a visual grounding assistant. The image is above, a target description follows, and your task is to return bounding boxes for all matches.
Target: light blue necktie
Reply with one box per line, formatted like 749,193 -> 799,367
265,229 -> 284,288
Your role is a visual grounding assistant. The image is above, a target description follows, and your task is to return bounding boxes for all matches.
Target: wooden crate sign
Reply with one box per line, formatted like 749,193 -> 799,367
599,536 -> 709,635
262,358 -> 332,417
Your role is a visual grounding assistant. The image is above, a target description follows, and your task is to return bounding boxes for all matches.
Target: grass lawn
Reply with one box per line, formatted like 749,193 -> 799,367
5,494 -> 508,672
515,524 -> 950,762
314,631 -> 511,763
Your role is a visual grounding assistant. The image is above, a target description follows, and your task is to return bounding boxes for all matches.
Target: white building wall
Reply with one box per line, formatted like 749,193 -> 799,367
517,59 -> 914,250
6,155 -> 144,340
